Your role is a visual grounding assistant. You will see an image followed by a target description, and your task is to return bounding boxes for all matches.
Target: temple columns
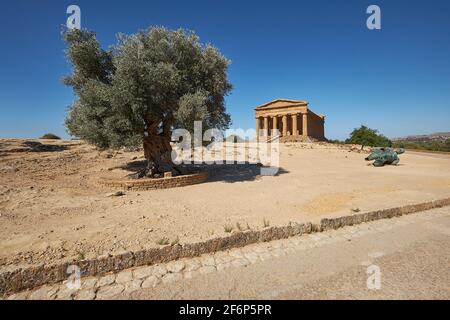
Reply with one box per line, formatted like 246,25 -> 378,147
272,115 -> 278,136
263,117 -> 269,138
292,114 -> 298,136
256,118 -> 261,142
256,112 -> 309,139
282,115 -> 288,136
302,112 -> 308,137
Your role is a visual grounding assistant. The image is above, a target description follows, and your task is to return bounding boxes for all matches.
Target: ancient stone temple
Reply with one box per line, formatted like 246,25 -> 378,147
255,99 -> 326,142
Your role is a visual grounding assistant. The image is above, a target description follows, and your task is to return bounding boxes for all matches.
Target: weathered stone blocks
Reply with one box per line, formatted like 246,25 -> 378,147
99,172 -> 209,191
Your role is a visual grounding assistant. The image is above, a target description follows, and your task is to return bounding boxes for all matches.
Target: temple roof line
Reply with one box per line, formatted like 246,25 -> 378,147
254,99 -> 309,111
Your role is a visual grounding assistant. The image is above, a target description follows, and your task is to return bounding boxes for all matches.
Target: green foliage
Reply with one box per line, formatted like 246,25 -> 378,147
327,139 -> 345,145
170,236 -> 180,246
63,27 -> 232,149
156,237 -> 170,246
40,133 -> 61,140
346,125 -> 392,148
223,224 -> 234,233
393,139 -> 450,152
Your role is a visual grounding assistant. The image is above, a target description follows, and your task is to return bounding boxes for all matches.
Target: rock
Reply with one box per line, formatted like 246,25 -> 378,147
81,278 -> 98,290
271,249 -> 286,257
96,284 -> 124,299
152,265 -> 167,278
142,275 -> 160,289
198,266 -> 216,274
200,256 -> 216,267
166,261 -> 185,273
228,249 -> 244,259
28,285 -> 58,300
97,274 -> 116,287
162,272 -> 183,284
115,270 -> 133,284
183,271 -> 195,279
106,191 -> 125,197
231,258 -> 250,267
125,279 -> 143,293
74,290 -> 96,300
258,252 -> 272,261
133,266 -> 154,279
55,284 -> 77,300
1,166 -> 18,173
244,252 -> 259,263
7,291 -> 30,300
184,259 -> 202,272
216,263 -> 232,272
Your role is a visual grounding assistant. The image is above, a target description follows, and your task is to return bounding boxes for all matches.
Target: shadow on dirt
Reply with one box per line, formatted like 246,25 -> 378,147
122,160 -> 289,183
21,141 -> 68,152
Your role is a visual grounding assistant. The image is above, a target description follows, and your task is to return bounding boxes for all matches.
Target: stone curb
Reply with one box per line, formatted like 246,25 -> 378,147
1,197 -> 449,296
99,171 -> 209,191
320,198 -> 450,231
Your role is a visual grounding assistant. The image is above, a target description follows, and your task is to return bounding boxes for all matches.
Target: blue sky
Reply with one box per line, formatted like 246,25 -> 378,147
0,0 -> 449,140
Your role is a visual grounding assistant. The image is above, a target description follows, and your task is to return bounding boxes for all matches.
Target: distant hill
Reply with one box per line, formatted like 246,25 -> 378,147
392,132 -> 450,152
392,132 -> 450,142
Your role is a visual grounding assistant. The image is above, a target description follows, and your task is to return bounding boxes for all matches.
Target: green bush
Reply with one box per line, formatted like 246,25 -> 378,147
345,125 -> 392,148
40,133 -> 61,140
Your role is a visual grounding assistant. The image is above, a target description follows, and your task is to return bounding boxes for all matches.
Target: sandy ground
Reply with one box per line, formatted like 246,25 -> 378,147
0,139 -> 449,272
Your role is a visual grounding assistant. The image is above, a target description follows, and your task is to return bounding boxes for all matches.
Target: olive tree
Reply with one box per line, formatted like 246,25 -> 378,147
64,27 -> 232,178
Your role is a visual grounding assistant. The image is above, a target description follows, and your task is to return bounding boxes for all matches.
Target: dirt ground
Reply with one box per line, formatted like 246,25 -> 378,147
1,139 -> 449,272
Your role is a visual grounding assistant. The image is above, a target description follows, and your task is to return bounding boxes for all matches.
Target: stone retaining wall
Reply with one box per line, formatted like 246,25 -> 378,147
320,198 -> 450,231
99,172 -> 209,191
1,197 -> 449,296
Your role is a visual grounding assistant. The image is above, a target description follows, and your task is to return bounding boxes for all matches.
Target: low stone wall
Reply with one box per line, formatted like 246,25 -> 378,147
99,171 -> 209,191
320,198 -> 450,231
1,197 -> 449,296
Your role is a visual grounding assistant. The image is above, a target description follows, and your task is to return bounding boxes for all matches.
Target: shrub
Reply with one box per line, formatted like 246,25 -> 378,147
224,224 -> 234,233
40,133 -> 61,140
346,125 -> 392,148
328,139 -> 345,145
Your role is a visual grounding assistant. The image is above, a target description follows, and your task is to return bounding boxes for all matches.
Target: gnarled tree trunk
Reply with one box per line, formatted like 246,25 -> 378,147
135,135 -> 181,179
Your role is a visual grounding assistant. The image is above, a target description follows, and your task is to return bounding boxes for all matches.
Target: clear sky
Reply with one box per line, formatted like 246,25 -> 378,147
0,0 -> 449,140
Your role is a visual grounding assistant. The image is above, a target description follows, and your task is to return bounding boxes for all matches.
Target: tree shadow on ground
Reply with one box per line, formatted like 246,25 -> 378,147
21,141 -> 68,152
190,163 -> 289,183
122,160 -> 147,174
122,160 -> 289,183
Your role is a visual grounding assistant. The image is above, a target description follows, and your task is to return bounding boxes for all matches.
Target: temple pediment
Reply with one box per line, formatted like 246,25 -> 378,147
255,99 -> 308,111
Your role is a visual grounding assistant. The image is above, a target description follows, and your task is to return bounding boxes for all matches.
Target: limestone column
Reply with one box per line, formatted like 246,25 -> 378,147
272,115 -> 278,136
282,115 -> 288,137
302,113 -> 308,137
292,114 -> 298,136
256,117 -> 260,142
263,117 -> 269,138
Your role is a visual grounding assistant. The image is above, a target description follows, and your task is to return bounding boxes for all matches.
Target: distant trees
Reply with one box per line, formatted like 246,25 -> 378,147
346,125 -> 392,149
40,133 -> 61,140
393,139 -> 450,152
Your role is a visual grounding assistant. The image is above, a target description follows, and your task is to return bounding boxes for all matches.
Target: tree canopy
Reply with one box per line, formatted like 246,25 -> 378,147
346,125 -> 392,148
63,27 -> 232,177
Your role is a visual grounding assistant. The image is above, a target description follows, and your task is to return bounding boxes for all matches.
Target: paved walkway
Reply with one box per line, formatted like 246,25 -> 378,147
6,206 -> 450,300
